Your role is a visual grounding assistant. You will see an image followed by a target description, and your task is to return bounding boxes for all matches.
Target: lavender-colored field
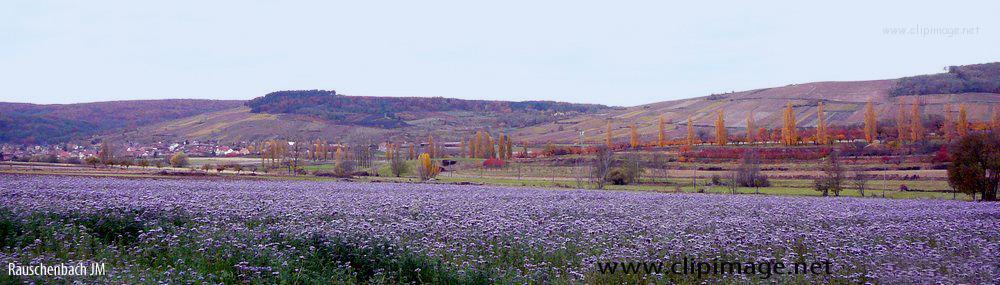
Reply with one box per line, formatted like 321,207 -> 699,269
1,174 -> 997,283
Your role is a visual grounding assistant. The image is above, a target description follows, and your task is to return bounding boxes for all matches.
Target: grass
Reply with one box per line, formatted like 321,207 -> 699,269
429,175 -> 971,200
1,159 -> 967,201
187,157 -> 261,167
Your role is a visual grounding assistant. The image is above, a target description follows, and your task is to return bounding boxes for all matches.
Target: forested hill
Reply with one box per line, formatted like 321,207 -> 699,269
0,100 -> 243,144
245,90 -> 612,128
890,62 -> 1000,96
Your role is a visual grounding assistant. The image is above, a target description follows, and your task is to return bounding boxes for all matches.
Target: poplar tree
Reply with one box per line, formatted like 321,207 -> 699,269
864,99 -> 877,143
98,141 -> 115,165
746,111 -> 756,144
896,101 -> 909,143
486,133 -> 496,158
474,131 -> 483,158
658,116 -> 666,147
629,123 -> 639,149
498,133 -> 507,159
816,102 -> 828,145
409,143 -> 416,160
715,109 -> 727,146
910,99 -> 924,142
686,116 -> 695,146
427,135 -> 436,158
460,137 -> 467,158
606,120 -> 613,148
783,102 -> 797,145
943,103 -> 955,142
504,137 -> 514,159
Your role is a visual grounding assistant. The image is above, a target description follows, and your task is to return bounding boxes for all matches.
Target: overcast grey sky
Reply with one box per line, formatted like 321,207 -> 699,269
1,0 -> 996,106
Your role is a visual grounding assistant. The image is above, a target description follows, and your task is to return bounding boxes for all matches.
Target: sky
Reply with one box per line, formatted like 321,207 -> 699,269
1,0 -> 997,106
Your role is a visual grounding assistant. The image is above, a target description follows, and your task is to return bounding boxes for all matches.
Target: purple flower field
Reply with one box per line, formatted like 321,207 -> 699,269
1,174 -> 998,283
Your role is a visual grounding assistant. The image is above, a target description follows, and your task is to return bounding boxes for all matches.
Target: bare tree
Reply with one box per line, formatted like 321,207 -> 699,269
389,149 -> 410,177
726,171 -> 739,194
851,168 -> 868,197
815,150 -> 845,197
289,141 -> 304,175
621,151 -> 644,185
650,153 -> 668,184
735,148 -> 768,194
353,143 -> 375,175
591,146 -> 614,189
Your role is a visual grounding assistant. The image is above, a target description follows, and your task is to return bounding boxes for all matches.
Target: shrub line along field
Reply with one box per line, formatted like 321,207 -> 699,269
1,174 -> 998,284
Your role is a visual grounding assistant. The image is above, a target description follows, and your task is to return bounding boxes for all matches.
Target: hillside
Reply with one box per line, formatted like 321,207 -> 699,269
246,90 -> 611,129
119,92 -> 613,143
890,62 -> 1000,96
0,100 -> 243,144
514,63 -> 1000,144
6,62 -> 999,145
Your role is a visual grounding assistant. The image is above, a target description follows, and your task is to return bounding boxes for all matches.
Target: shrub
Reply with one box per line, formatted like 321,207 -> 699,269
85,156 -> 100,168
333,160 -> 356,178
170,152 -> 189,167
751,175 -> 771,187
63,156 -> 83,165
483,158 -> 505,169
29,154 -> 59,163
417,153 -> 439,180
735,149 -> 768,188
389,153 -> 410,177
607,169 -> 628,185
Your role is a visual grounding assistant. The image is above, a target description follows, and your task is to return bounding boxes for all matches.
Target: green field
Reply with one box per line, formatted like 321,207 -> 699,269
2,153 -> 970,202
184,155 -> 970,201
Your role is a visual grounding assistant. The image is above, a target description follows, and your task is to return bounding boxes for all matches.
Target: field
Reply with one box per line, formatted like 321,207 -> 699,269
1,174 -> 997,284
0,151 -> 971,202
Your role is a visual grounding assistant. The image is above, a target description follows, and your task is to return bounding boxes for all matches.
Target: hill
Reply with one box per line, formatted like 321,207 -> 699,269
5,62 -> 998,145
246,90 -> 610,129
0,100 -> 243,144
118,92 -> 613,143
890,62 -> 1000,96
514,62 -> 1000,143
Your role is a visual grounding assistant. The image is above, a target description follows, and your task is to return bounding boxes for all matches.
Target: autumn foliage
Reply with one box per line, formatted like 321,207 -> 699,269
782,102 -> 797,145
715,109 -> 727,146
910,99 -> 924,142
815,102 -> 829,145
417,153 -> 439,180
864,99 -> 877,143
